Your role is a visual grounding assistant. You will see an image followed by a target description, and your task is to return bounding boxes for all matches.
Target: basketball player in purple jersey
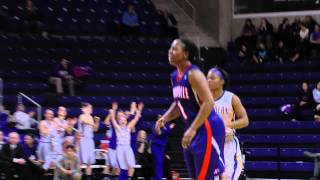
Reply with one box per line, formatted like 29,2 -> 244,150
207,67 -> 249,180
156,38 -> 226,180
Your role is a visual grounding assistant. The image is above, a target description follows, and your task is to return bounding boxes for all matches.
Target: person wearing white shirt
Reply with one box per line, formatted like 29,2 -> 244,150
13,104 -> 37,131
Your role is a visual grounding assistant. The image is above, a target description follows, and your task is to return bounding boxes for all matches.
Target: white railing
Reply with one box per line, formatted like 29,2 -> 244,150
0,78 -> 3,107
17,92 -> 42,121
174,0 -> 196,25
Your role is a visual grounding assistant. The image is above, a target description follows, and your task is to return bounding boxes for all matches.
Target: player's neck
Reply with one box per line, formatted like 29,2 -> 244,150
212,89 -> 224,100
177,60 -> 191,74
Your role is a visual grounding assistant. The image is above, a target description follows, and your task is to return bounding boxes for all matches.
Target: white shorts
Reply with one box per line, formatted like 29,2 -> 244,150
116,145 -> 135,170
79,138 -> 96,165
224,136 -> 243,180
105,148 -> 119,168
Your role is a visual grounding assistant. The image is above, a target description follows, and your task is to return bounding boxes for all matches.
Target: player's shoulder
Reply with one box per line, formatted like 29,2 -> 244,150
224,90 -> 235,97
170,70 -> 177,78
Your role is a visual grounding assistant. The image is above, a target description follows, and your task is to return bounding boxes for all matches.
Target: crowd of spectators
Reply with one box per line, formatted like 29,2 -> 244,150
236,16 -> 320,64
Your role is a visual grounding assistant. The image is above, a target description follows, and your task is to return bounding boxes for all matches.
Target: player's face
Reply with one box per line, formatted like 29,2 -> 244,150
82,105 -> 93,114
119,115 -> 127,126
45,110 -> 54,120
168,40 -> 186,66
58,107 -> 67,117
207,71 -> 224,91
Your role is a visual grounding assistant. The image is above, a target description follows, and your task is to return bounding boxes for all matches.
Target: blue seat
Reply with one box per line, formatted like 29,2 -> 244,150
280,148 -> 313,157
245,161 -> 278,171
244,148 -> 277,157
239,135 -> 320,144
280,162 -> 313,172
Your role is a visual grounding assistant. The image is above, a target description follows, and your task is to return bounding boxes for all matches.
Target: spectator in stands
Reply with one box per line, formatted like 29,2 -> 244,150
253,42 -> 269,64
304,15 -> 318,33
158,10 -> 179,39
238,18 -> 256,50
313,81 -> 320,121
289,47 -> 301,62
309,24 -> 320,58
0,131 -> 5,151
291,17 -> 301,36
298,23 -> 310,59
257,18 -> 273,49
23,0 -> 44,34
237,44 -> 252,65
277,18 -> 293,47
13,104 -> 37,133
49,58 -> 75,96
135,130 -> 152,180
121,5 -> 140,35
54,145 -> 82,180
292,82 -> 312,120
22,134 -> 44,180
274,40 -> 289,63
0,132 -> 27,180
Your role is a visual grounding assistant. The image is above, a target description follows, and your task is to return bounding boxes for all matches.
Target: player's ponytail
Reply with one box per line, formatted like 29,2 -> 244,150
178,38 -> 200,65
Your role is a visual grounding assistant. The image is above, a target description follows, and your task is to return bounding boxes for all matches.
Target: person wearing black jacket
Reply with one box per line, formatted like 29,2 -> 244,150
292,82 -> 312,120
0,132 -> 27,180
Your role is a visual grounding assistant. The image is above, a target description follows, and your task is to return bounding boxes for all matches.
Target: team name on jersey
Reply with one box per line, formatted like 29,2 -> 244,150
214,106 -> 229,115
173,86 -> 190,99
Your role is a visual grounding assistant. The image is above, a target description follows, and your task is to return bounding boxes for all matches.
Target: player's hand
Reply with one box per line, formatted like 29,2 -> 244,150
94,116 -> 100,122
155,117 -> 165,135
182,127 -> 196,149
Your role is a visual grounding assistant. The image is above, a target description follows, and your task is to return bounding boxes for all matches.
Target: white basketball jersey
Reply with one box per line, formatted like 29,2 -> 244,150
214,91 -> 235,135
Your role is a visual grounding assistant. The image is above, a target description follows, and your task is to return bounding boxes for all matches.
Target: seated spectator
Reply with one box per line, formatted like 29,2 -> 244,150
135,130 -> 152,180
121,5 -> 140,35
274,40 -> 289,63
0,132 -> 27,180
23,0 -> 44,35
253,43 -> 269,64
312,81 -> 320,121
158,10 -> 179,39
0,131 -> 5,151
309,24 -> 320,58
49,58 -> 75,96
304,15 -> 318,33
237,18 -> 256,51
237,44 -> 252,65
298,23 -> 310,59
257,18 -> 273,49
289,47 -> 301,62
291,17 -> 301,37
22,134 -> 44,180
13,104 -> 37,133
54,145 -> 82,180
292,82 -> 312,120
277,18 -> 293,47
